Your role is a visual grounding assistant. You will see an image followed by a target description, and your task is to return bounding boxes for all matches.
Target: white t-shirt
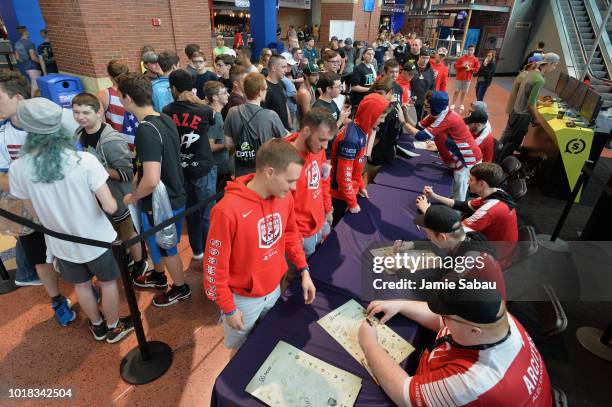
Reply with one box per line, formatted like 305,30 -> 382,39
0,119 -> 27,172
9,151 -> 117,263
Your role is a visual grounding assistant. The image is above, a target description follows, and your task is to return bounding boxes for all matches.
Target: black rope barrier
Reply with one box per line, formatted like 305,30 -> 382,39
0,189 -> 224,383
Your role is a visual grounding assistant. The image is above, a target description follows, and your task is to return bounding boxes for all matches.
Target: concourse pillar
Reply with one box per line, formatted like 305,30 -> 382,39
250,0 -> 278,60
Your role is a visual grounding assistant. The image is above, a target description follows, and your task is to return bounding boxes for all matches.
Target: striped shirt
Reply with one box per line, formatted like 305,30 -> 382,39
418,109 -> 482,170
0,119 -> 27,172
404,315 -> 552,406
104,87 -> 125,132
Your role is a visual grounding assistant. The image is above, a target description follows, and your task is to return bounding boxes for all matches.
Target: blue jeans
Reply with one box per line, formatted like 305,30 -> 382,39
303,222 -> 331,258
476,81 -> 489,101
185,167 -> 218,256
15,238 -> 37,282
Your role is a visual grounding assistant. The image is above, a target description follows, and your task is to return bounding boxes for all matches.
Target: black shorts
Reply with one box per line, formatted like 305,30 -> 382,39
18,232 -> 47,266
55,249 -> 120,284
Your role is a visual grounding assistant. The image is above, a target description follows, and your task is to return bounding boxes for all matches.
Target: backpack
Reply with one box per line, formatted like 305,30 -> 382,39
234,105 -> 265,168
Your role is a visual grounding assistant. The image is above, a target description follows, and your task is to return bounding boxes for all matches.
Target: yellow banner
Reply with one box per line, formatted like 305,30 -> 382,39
548,118 -> 594,201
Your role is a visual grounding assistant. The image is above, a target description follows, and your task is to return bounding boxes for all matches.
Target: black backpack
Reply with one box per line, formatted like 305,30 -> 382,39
234,105 -> 264,168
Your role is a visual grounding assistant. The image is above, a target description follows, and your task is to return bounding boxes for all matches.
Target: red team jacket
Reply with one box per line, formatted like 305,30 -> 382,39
418,109 -> 482,171
406,315 -> 552,406
330,93 -> 389,209
430,60 -> 449,92
454,55 -> 481,82
472,121 -> 494,163
286,133 -> 332,237
203,174 -> 308,314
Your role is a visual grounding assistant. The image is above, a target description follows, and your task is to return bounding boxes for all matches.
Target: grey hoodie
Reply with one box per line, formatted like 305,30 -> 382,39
76,124 -> 133,219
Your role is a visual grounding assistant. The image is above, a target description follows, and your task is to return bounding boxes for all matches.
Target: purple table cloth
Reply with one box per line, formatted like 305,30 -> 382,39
307,185 -> 427,301
210,284 -> 424,407
374,142 -> 453,197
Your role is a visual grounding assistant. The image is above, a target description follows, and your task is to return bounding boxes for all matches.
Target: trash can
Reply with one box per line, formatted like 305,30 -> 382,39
37,74 -> 84,108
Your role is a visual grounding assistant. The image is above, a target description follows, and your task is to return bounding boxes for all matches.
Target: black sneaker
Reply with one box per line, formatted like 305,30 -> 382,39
133,271 -> 167,289
152,284 -> 191,307
126,252 -> 135,267
130,260 -> 149,278
89,320 -> 108,341
106,316 -> 135,344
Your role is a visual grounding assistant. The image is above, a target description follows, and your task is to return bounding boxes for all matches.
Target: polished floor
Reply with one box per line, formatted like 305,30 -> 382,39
0,78 -> 610,406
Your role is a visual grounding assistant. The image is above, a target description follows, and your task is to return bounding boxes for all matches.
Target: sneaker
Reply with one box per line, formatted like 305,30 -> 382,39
89,320 -> 108,341
450,104 -> 456,110
459,104 -> 465,113
152,284 -> 191,307
15,278 -> 43,287
133,271 -> 168,289
52,298 -> 76,327
105,316 -> 135,344
192,252 -> 204,261
131,260 -> 149,278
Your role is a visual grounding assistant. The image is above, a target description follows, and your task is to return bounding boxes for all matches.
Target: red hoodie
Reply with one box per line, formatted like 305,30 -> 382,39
429,60 -> 448,92
454,55 -> 480,81
204,174 -> 307,314
286,133 -> 332,237
330,93 -> 389,209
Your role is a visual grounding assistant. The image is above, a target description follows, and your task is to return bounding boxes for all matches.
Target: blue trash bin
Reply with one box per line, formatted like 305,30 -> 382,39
37,74 -> 84,108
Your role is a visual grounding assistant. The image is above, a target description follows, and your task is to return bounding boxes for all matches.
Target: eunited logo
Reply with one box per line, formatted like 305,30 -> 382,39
257,213 -> 283,249
306,160 -> 320,189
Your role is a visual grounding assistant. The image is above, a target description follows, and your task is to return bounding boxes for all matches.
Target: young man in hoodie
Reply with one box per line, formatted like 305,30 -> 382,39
72,93 -> 148,276
430,47 -> 449,92
204,138 -> 316,354
400,91 -> 482,201
330,93 -> 390,225
287,108 -> 337,257
163,69 -> 217,263
416,162 -> 518,269
452,45 -> 480,113
410,49 -> 436,121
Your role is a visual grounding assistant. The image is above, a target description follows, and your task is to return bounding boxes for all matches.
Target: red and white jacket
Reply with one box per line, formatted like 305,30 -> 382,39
405,315 -> 552,406
471,121 -> 494,163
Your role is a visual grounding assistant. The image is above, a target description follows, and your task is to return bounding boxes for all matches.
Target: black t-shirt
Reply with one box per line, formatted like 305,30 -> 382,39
409,64 -> 435,106
405,52 -> 420,67
80,123 -> 106,149
38,42 -> 58,73
220,77 -> 232,92
350,63 -> 377,106
195,71 -> 220,99
391,82 -> 404,104
135,114 -> 186,211
162,101 -> 216,179
313,98 -> 340,120
263,80 -> 290,129
394,44 -> 409,66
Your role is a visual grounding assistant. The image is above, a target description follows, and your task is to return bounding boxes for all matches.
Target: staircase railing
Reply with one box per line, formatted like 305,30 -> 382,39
561,0 -> 598,79
585,0 -> 612,81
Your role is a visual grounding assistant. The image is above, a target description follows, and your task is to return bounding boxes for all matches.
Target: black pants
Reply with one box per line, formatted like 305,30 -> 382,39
331,198 -> 349,227
414,104 -> 424,122
216,172 -> 232,194
497,112 -> 532,162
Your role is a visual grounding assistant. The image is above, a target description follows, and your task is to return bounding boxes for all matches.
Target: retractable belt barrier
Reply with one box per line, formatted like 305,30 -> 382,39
0,189 -> 224,384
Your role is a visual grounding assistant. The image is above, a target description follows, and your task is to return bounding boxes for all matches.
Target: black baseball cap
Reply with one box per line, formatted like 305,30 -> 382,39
331,36 -> 338,42
426,277 -> 504,324
413,205 -> 462,233
303,63 -> 320,75
419,48 -> 430,57
402,63 -> 418,75
465,110 -> 488,124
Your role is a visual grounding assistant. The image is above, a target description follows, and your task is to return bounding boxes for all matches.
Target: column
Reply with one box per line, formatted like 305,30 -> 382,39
250,0 -> 278,60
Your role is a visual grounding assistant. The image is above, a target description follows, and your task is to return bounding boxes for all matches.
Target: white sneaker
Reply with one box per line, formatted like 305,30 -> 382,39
15,278 -> 43,287
459,105 -> 465,113
192,253 -> 204,261
450,104 -> 456,110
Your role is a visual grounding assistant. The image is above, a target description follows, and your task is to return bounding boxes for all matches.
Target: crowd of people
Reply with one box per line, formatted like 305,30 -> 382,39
0,27 -> 557,405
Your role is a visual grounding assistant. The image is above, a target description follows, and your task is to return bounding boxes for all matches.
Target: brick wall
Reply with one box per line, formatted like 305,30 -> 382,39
320,0 -> 381,45
39,0 -> 212,79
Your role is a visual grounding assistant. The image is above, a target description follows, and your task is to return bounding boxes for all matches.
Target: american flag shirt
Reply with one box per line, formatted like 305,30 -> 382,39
0,119 -> 28,173
121,111 -> 139,152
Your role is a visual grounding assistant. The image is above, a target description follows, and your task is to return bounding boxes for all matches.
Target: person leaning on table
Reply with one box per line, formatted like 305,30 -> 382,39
358,283 -> 553,406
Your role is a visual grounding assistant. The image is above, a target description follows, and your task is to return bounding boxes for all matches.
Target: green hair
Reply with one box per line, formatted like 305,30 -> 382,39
21,129 -> 80,183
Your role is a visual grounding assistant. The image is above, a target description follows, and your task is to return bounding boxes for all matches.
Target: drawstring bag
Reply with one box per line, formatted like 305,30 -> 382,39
140,120 -> 178,249
0,191 -> 36,237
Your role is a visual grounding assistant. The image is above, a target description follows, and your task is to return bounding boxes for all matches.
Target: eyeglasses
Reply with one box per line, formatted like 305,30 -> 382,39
328,59 -> 341,64
193,60 -> 205,64
216,63 -> 226,68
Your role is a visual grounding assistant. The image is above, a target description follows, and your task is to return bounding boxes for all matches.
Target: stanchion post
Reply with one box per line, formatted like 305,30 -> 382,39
111,240 -> 173,384
550,162 -> 592,241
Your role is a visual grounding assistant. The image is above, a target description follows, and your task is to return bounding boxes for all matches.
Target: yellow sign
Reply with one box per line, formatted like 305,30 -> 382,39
547,118 -> 593,201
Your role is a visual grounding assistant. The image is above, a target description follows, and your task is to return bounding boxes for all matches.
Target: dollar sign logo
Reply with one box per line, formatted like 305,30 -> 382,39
565,139 -> 585,154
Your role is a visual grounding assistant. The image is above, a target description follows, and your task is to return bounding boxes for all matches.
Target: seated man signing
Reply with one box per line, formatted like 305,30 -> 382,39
358,285 -> 553,406
416,162 -> 518,269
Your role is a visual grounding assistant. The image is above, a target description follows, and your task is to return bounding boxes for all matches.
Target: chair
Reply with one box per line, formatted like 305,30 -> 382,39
506,177 -> 528,201
552,385 -> 569,407
500,155 -> 522,182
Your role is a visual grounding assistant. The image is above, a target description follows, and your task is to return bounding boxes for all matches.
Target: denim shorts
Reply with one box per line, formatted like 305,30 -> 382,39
140,207 -> 184,265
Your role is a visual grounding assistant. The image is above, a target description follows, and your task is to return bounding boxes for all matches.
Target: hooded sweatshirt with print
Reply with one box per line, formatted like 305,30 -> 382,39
286,133 -> 332,237
203,174 -> 307,314
330,93 -> 389,209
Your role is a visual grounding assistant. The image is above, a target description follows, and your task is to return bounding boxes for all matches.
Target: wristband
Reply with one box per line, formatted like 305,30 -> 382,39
299,267 -> 310,274
224,309 -> 237,317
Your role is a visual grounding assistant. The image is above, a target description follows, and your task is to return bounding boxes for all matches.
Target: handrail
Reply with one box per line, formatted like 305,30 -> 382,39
562,0 -> 598,79
585,0 -> 612,81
